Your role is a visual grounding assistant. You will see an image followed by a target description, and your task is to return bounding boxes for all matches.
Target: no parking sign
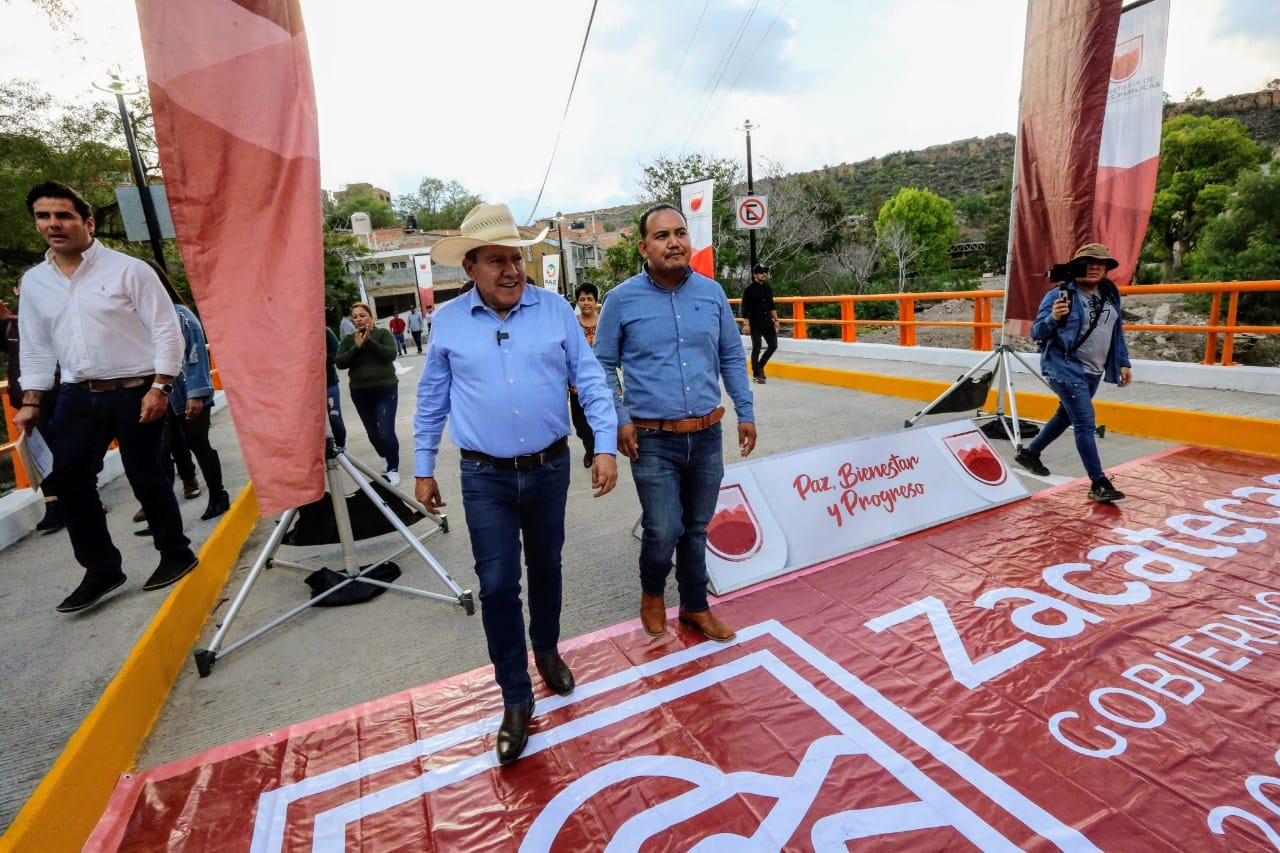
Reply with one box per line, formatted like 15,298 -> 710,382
734,195 -> 768,229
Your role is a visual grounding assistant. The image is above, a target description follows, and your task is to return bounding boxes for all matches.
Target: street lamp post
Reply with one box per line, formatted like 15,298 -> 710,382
94,74 -> 166,271
740,118 -> 759,273
555,212 -> 567,300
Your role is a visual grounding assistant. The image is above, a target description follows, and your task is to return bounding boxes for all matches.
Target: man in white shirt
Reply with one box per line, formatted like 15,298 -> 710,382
14,181 -> 198,613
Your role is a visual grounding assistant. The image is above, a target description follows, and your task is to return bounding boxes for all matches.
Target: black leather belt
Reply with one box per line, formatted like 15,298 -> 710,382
460,436 -> 568,471
66,376 -> 151,392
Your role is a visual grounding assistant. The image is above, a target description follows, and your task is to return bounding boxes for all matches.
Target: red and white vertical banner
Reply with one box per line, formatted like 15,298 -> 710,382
680,178 -> 715,279
135,0 -> 326,515
1004,0 -> 1121,336
1093,0 -> 1170,286
413,253 -> 434,307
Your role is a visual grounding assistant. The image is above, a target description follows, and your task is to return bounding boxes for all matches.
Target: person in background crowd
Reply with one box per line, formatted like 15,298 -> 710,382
740,263 -> 780,384
336,302 -> 401,485
339,311 -> 356,337
389,312 -> 408,356
15,181 -> 197,613
407,306 -> 425,354
414,202 -> 617,766
1,292 -> 63,533
326,326 -> 347,449
595,203 -> 756,644
1015,242 -> 1132,503
568,282 -> 601,467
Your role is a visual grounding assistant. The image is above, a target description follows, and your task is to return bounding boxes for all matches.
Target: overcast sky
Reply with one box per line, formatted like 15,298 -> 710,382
4,0 -> 1276,223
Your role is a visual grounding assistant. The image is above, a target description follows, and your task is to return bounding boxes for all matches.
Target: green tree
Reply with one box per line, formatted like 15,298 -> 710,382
322,230 -> 365,315
325,194 -> 397,230
1185,161 -> 1280,323
393,177 -> 483,230
602,226 -> 642,285
1147,114 -> 1266,278
875,187 -> 957,290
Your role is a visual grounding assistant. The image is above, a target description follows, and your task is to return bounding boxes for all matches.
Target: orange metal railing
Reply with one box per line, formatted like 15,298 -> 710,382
733,280 -> 1280,366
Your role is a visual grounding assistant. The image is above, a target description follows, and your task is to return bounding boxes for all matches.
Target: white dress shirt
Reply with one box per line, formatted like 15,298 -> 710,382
18,240 -> 183,389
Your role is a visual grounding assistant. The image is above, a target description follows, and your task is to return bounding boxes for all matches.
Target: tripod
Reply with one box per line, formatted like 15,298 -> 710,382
193,432 -> 474,677
904,344 -> 1052,447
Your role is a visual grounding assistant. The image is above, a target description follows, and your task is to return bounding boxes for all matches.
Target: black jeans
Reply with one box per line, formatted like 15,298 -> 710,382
165,405 -> 225,494
749,322 -> 778,378
48,384 -> 191,577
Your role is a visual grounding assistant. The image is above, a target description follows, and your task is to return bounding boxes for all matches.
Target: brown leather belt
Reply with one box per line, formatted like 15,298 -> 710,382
66,376 -> 151,393
459,436 -> 569,471
631,406 -> 725,434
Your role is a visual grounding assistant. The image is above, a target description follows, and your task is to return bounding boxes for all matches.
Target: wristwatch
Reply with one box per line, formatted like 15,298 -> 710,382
151,382 -> 173,395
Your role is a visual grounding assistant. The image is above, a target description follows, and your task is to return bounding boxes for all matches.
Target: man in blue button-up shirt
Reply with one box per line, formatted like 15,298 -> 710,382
413,202 -> 617,766
595,204 -> 756,645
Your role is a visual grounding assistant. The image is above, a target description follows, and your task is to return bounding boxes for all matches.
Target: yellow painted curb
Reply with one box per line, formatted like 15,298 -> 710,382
1,484 -> 258,852
769,362 -> 1280,458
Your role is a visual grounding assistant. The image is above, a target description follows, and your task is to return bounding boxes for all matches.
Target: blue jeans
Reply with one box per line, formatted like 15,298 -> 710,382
349,383 -> 398,471
1028,372 -> 1104,481
459,450 -> 571,708
631,423 -> 724,613
48,383 -> 192,577
326,384 -> 347,448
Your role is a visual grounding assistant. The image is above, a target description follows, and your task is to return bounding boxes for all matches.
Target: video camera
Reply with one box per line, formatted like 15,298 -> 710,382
1046,260 -> 1087,283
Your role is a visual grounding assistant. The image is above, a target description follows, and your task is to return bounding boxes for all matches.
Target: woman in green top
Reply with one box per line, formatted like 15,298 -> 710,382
335,302 -> 401,484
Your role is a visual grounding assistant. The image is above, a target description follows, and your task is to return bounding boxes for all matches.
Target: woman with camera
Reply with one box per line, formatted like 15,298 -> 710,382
1014,243 -> 1132,503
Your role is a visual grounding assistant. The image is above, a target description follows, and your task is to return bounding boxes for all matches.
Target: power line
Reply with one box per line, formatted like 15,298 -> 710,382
634,0 -> 711,158
524,0 -> 599,225
668,0 -> 761,158
692,0 -> 791,147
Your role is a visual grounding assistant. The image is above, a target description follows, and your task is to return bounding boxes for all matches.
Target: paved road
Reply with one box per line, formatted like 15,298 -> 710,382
1,345 -> 1276,832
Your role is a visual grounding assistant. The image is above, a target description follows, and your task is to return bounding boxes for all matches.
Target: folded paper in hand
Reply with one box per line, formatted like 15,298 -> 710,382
14,427 -> 53,490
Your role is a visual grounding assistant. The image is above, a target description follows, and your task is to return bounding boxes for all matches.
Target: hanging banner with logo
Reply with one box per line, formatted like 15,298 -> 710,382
706,419 -> 1028,594
412,253 -> 434,308
542,254 -> 560,291
136,0 -> 326,515
1092,0 -> 1170,286
680,178 -> 715,279
1004,0 -> 1121,336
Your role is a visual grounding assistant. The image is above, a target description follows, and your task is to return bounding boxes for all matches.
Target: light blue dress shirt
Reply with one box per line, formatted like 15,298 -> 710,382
594,265 -> 754,425
413,284 -> 617,477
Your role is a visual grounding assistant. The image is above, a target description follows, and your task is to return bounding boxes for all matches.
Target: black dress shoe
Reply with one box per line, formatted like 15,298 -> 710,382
143,552 -> 199,591
35,502 -> 64,534
534,651 -> 575,696
496,701 -> 534,765
200,489 -> 231,521
56,570 -> 126,613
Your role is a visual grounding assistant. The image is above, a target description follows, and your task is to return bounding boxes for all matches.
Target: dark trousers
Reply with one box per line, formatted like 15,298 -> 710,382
393,332 -> 407,355
48,384 -> 191,577
410,330 -> 423,353
459,450 -> 571,708
568,389 -> 594,458
749,322 -> 778,378
349,383 -> 399,472
326,383 -> 348,448
164,405 -> 224,494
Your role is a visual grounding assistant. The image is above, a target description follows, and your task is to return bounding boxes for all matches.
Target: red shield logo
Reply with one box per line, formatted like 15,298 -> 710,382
1111,35 -> 1143,82
942,430 -> 1007,486
707,484 -> 763,562
689,191 -> 705,212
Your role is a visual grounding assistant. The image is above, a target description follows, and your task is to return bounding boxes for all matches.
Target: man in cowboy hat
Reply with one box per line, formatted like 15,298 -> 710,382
1014,242 -> 1132,503
595,203 -> 756,644
413,202 -> 618,765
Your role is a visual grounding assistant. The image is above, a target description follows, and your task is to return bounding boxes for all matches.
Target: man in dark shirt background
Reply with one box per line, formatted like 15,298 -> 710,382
740,263 -> 779,384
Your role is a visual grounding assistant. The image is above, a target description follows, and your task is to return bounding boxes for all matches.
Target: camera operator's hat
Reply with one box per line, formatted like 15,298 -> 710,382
429,203 -> 549,267
752,263 -> 770,274
1072,242 -> 1120,270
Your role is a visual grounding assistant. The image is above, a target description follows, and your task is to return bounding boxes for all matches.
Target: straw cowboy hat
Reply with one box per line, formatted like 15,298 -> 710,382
428,203 -> 549,267
1072,242 -> 1120,270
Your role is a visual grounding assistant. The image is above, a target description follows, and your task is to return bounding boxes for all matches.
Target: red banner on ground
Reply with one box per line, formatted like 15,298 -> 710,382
135,0 -> 327,515
89,448 -> 1280,850
1005,0 -> 1121,335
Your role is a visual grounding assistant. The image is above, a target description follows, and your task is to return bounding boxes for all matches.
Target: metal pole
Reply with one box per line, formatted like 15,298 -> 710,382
556,213 -> 567,299
743,118 -> 758,272
113,91 -> 167,271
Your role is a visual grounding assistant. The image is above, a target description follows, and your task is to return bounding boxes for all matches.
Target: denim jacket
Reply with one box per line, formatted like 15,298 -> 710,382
1031,278 -> 1130,386
170,304 -> 214,413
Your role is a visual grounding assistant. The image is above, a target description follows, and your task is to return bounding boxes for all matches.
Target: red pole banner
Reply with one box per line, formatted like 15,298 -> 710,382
1093,0 -> 1170,285
1005,0 -> 1122,336
681,179 -> 716,279
135,0 -> 326,515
